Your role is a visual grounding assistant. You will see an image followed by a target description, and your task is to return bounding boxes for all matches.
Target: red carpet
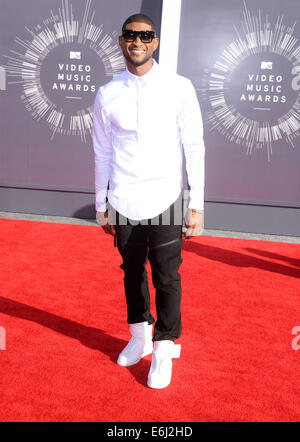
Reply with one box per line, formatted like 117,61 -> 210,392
0,218 -> 299,422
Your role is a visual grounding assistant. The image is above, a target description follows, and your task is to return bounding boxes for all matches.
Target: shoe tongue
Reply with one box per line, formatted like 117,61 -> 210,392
154,340 -> 173,348
154,342 -> 181,359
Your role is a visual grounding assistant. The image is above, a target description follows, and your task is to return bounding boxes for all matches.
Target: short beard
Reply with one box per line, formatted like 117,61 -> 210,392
124,53 -> 152,67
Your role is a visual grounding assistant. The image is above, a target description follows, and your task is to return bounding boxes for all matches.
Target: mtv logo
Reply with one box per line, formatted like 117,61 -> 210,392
70,51 -> 81,60
261,61 -> 273,70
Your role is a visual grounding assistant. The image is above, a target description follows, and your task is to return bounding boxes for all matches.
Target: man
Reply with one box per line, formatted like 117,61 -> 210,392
93,13 -> 205,389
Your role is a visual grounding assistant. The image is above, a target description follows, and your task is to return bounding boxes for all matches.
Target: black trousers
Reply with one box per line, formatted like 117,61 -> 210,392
114,199 -> 183,342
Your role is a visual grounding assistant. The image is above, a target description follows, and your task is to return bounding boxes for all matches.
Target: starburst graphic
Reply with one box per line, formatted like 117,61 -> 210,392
200,1 -> 300,161
3,0 -> 125,141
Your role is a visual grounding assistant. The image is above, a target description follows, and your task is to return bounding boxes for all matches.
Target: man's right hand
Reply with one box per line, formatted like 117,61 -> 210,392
96,211 -> 115,236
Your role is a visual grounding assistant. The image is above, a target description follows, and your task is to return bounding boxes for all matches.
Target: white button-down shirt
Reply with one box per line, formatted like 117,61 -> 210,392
93,60 -> 205,220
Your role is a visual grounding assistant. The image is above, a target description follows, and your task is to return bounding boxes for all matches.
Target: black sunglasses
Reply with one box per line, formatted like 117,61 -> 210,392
122,30 -> 156,43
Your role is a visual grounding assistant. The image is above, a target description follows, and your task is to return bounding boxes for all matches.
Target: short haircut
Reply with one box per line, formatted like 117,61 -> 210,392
121,13 -> 156,34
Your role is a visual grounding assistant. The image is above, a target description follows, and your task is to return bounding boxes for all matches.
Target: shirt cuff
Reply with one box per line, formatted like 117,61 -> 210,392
187,190 -> 204,211
95,189 -> 108,212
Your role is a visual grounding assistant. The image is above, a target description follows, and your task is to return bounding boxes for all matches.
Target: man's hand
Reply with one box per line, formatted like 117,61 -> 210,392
184,209 -> 204,239
96,211 -> 115,236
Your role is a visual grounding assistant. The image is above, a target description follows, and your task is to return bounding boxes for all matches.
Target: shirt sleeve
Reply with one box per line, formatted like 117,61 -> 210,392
178,79 -> 205,211
92,88 -> 112,212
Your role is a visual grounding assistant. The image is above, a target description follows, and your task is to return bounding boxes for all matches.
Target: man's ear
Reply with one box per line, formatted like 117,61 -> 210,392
118,35 -> 123,48
153,38 -> 159,52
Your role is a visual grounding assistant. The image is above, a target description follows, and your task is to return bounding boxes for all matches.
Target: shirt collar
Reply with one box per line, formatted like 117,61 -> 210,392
125,59 -> 158,86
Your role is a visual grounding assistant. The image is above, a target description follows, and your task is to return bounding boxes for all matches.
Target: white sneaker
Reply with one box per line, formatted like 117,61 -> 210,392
117,322 -> 153,367
147,340 -> 181,389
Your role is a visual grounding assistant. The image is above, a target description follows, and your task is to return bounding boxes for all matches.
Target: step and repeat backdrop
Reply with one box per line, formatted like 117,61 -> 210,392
178,0 -> 300,234
0,0 -> 299,234
0,0 -> 162,218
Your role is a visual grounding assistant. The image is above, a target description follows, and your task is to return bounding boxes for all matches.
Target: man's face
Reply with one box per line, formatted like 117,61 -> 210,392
118,21 -> 159,68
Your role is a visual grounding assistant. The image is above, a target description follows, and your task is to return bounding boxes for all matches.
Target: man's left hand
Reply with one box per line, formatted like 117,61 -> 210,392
184,209 -> 204,239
